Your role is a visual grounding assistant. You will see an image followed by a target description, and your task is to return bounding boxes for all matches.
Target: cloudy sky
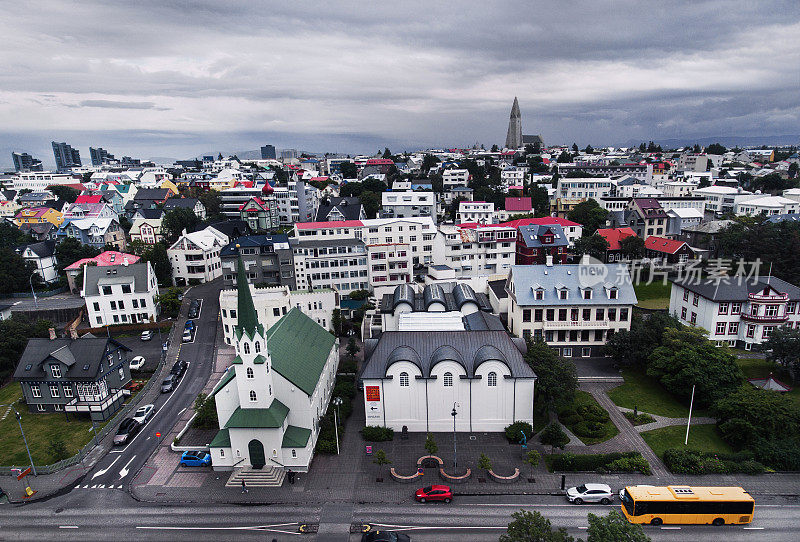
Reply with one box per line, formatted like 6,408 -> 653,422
1,0 -> 799,166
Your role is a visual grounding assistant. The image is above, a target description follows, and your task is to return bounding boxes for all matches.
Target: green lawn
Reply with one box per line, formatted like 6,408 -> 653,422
608,369 -> 708,418
0,383 -> 105,466
633,281 -> 672,310
558,390 -> 619,445
641,424 -> 733,459
734,357 -> 800,406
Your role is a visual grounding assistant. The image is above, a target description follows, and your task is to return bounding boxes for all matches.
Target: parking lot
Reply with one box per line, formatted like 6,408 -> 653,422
112,329 -> 170,374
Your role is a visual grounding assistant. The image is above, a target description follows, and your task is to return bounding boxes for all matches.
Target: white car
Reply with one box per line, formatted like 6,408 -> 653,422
566,483 -> 614,505
132,404 -> 154,424
140,330 -> 153,341
129,356 -> 146,371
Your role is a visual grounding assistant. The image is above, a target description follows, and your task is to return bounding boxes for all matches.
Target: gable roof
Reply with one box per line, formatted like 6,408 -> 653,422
671,276 -> 800,302
518,224 -> 569,248
597,227 -> 636,251
234,257 -> 263,340
224,400 -> 289,429
133,208 -> 164,220
83,262 -> 152,297
504,197 -> 532,212
315,197 -> 364,221
22,240 -> 56,258
265,308 -> 336,395
64,250 -> 139,270
644,236 -> 688,255
163,198 -> 200,210
14,337 -> 130,380
133,188 -> 170,201
499,217 -> 581,229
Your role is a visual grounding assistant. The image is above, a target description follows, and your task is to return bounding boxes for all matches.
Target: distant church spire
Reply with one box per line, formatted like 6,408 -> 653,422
505,97 -> 523,150
235,256 -> 263,340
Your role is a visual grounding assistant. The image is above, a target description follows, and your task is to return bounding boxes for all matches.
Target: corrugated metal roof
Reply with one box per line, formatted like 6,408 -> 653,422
224,400 -> 289,429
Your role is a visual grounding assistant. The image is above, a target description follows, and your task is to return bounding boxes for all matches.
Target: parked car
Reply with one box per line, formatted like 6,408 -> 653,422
185,320 -> 195,331
188,300 -> 200,319
132,404 -> 155,424
113,418 -> 141,445
362,531 -> 411,542
161,374 -> 177,393
414,485 -> 453,503
566,483 -> 614,505
171,360 -> 188,378
180,451 -> 212,467
129,356 -> 146,371
182,328 -> 193,342
140,330 -> 153,341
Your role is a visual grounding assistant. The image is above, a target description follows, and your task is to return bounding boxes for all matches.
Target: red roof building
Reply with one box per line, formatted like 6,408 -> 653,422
505,197 -> 532,213
597,227 -> 637,263
74,194 -> 103,204
644,235 -> 696,264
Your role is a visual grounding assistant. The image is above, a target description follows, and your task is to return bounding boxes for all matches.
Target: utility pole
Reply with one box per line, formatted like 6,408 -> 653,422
14,408 -> 36,476
29,273 -> 38,309
333,397 -> 343,455
451,403 -> 458,469
685,384 -> 695,446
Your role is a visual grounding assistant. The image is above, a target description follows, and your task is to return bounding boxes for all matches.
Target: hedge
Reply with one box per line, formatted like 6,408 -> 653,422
361,425 -> 394,442
549,452 -> 651,474
504,421 -> 534,443
663,448 -> 766,475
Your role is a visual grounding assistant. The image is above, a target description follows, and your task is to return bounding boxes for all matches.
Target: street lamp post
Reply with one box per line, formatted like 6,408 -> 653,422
29,273 -> 38,309
451,403 -> 458,469
333,397 -> 343,455
13,407 -> 36,476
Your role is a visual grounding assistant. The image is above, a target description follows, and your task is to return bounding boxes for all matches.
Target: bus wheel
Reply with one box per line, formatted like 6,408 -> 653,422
650,518 -> 662,526
713,518 -> 725,526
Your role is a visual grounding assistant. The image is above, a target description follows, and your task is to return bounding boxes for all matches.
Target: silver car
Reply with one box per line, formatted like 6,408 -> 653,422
132,404 -> 154,424
566,483 -> 614,505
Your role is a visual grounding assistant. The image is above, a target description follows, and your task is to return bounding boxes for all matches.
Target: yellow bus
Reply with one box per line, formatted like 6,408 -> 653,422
620,485 -> 754,526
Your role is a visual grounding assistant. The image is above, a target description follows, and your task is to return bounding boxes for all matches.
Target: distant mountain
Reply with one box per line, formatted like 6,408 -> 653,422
623,135 -> 800,150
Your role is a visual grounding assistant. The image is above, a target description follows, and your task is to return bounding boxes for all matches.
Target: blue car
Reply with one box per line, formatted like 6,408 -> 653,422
180,451 -> 211,467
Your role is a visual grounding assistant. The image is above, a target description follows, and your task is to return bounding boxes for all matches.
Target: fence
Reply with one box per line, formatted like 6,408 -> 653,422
7,286 -> 67,298
1,321 -> 178,476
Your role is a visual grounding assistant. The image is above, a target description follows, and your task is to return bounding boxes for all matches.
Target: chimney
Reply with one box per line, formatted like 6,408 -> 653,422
70,327 -> 78,340
546,254 -> 553,267
48,327 -> 56,340
581,253 -> 591,265
123,256 -> 129,266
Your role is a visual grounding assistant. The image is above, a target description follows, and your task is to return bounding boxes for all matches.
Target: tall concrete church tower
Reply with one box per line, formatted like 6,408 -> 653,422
505,97 -> 523,150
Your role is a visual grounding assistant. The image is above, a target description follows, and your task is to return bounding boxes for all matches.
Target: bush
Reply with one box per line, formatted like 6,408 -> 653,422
338,360 -> 358,374
624,411 -> 655,426
576,403 -> 609,423
333,380 -> 356,401
504,421 -> 534,443
316,439 -> 338,454
549,451 -> 650,474
605,456 -> 652,475
663,448 -> 766,475
361,425 -> 394,442
572,420 -> 606,439
539,423 -> 569,448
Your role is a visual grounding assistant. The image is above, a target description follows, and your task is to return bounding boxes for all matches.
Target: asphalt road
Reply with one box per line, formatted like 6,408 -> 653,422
0,492 -> 798,542
74,280 -> 221,491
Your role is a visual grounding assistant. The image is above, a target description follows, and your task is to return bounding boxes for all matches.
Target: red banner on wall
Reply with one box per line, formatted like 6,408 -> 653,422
365,386 -> 380,401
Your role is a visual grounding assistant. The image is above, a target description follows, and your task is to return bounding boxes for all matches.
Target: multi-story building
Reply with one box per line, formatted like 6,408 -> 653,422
669,277 -> 800,351
83,262 -> 160,326
292,238 -> 369,293
51,141 -> 82,171
14,207 -> 64,228
89,147 -> 115,166
626,198 -> 668,238
733,195 -> 800,217
163,198 -> 207,220
502,217 -> 583,247
693,186 -> 752,214
18,241 -> 59,283
59,217 -> 126,250
442,168 -> 470,189
64,250 -> 139,293
456,201 -> 495,224
260,144 -> 277,160
677,153 -> 709,172
381,191 -> 436,221
168,226 -> 229,286
500,166 -> 527,187
273,179 -> 319,224
555,177 -> 616,200
130,209 -> 165,245
220,234 -> 295,289
239,196 -> 280,231
434,224 -> 516,277
11,172 -> 75,191
12,152 -> 43,172
516,224 -> 569,265
662,180 -> 699,198
557,163 -> 652,182
506,260 -> 637,357
367,243 -> 413,292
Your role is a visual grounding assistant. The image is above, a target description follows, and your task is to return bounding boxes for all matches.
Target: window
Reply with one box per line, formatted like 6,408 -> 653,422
246,367 -> 254,379
608,309 -> 617,321
609,289 -> 618,300
559,289 -> 568,300
249,390 -> 257,402
110,301 -> 117,310
729,322 -> 739,335
119,300 -> 124,310
93,302 -> 100,311
49,384 -> 60,398
718,303 -> 729,315
596,308 -> 605,320
683,290 -> 689,301
220,449 -> 225,458
522,309 -> 531,322
535,289 -> 544,300
487,372 -> 497,387
582,309 -> 591,321
788,302 -> 797,314
534,309 -> 543,322
692,294 -> 699,307
443,372 -> 453,387
583,289 -> 592,300
558,309 -> 567,321
121,284 -> 131,294
582,347 -> 591,357
765,305 -> 779,317
292,449 -> 297,458
716,322 -> 726,335
546,309 -> 554,321
50,364 -> 61,378
620,308 -> 629,321
63,386 -> 73,398
31,385 -> 41,398
243,343 -> 250,354
763,326 -> 775,339
746,324 -> 756,338
571,309 -> 579,321
102,286 -> 112,295
399,372 -> 409,387
563,347 -> 572,357
273,308 -> 280,317
690,312 -> 697,324
37,404 -> 45,412
681,307 -> 687,320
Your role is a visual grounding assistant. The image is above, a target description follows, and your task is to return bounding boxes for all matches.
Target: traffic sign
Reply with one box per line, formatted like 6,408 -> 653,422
16,467 -> 31,481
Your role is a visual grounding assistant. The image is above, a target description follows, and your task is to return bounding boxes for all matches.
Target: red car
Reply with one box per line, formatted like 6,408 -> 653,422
415,485 -> 453,503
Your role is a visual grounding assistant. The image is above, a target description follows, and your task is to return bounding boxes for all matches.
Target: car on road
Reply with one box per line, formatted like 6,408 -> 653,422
171,360 -> 188,378
132,404 -> 155,424
185,320 -> 195,331
188,300 -> 200,319
180,451 -> 212,467
566,483 -> 614,505
140,330 -> 153,341
182,328 -> 193,342
362,530 -> 411,542
113,418 -> 142,445
129,356 -> 146,371
414,485 -> 452,503
160,374 -> 178,393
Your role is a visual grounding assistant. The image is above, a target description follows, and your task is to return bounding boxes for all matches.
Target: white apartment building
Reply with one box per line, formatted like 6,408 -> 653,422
693,186 -> 752,214
677,154 -> 709,172
381,191 -> 436,221
442,169 -> 470,188
168,226 -> 229,286
669,277 -> 800,351
505,260 -> 637,357
367,243 -> 413,294
219,284 -> 336,345
434,224 -> 516,277
83,262 -> 159,327
292,238 -> 369,294
662,181 -> 700,198
555,177 -> 616,200
500,166 -> 527,187
456,201 -> 495,224
11,172 -> 75,191
274,179 -> 320,224
733,195 -> 800,217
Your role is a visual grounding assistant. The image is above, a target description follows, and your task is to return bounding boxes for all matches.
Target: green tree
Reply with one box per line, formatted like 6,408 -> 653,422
789,162 -> 798,179
647,327 -> 744,407
47,437 -> 70,462
336,161 -> 356,179
0,222 -> 33,250
765,325 -> 800,376
372,449 -> 391,480
530,186 -> 551,217
198,189 -> 223,221
713,385 -> 800,449
49,185 -> 81,204
331,308 -> 342,336
55,237 -> 101,274
421,154 -> 441,173
192,392 -> 219,429
584,145 -> 594,154
500,510 -> 576,542
140,242 -> 171,285
525,337 -> 578,408
157,287 -> 182,318
346,336 -> 360,362
556,150 -> 572,163
524,450 -> 541,477
0,248 -> 40,294
705,143 -> 726,155
359,191 -> 381,219
587,511 -> 649,542
491,144 -> 499,152
424,433 -> 438,456
478,453 -> 492,474
618,235 -> 645,259
604,311 -> 680,369
0,316 -> 53,381
573,234 -> 610,261
567,199 -> 609,235
572,143 -> 579,153
539,423 -> 569,449
382,147 -> 392,159
162,208 -> 200,243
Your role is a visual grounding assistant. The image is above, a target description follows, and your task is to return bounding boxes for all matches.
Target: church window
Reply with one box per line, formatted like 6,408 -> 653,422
246,367 -> 254,379
255,341 -> 261,353
243,342 -> 250,354
399,372 -> 409,387
292,449 -> 297,458
443,372 -> 453,387
249,390 -> 257,402
487,372 -> 497,387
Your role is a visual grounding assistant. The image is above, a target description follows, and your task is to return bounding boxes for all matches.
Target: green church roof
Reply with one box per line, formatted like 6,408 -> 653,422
210,367 -> 236,397
281,425 -> 312,448
209,428 -> 230,448
266,308 -> 336,396
235,256 -> 263,340
224,399 -> 290,429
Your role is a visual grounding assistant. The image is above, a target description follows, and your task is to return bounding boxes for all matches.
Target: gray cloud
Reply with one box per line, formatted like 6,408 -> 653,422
79,100 -> 163,110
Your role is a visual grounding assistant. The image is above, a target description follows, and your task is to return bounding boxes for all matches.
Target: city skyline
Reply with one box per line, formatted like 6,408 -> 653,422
1,1 -> 799,167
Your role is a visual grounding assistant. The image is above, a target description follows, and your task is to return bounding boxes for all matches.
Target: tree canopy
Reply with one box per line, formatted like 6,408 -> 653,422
604,312 -> 680,369
162,208 -> 200,243
573,234 -> 609,261
567,199 -> 609,235
0,317 -> 53,381
586,511 -> 650,542
764,325 -> 800,376
501,510 -> 576,542
525,337 -> 578,407
618,235 -> 645,259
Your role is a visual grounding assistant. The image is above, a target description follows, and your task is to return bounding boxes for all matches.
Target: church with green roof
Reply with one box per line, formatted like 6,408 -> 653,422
208,259 -> 338,472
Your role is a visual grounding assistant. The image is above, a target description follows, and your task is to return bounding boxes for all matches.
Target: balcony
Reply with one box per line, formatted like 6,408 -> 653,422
740,312 -> 788,323
542,319 -> 611,330
64,388 -> 127,414
748,292 -> 788,301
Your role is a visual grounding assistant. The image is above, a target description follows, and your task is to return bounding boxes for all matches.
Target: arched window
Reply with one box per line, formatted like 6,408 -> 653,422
487,372 -> 497,387
249,390 -> 257,401
246,367 -> 254,379
243,342 -> 251,355
399,372 -> 409,387
255,341 -> 261,353
443,372 -> 453,387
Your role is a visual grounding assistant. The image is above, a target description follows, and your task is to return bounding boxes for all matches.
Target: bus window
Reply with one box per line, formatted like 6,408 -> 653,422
621,492 -> 635,516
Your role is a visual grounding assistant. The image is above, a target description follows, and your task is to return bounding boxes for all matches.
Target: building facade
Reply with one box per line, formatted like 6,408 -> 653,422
83,262 -> 160,327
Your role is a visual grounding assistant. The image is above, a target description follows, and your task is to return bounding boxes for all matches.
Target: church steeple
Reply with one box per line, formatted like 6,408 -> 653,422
505,97 -> 523,150
235,256 -> 263,340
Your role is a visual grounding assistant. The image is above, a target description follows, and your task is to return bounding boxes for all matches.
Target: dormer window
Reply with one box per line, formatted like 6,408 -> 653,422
609,288 -> 618,300
535,289 -> 544,300
583,289 -> 592,300
559,289 -> 568,300
50,364 -> 61,379
243,343 -> 250,355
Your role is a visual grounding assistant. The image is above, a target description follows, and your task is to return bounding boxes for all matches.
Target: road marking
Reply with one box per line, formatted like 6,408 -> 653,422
90,485 -> 97,489
578,526 -> 588,529
743,527 -> 765,529
59,526 -> 79,529
118,455 -> 136,479
98,484 -> 105,489
660,526 -> 681,529
82,485 -> 88,489
74,485 -> 80,489
368,523 -> 506,531
92,456 -> 120,479
136,524 -> 299,535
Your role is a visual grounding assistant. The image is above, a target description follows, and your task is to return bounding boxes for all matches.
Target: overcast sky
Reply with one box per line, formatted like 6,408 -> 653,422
1,0 -> 799,166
